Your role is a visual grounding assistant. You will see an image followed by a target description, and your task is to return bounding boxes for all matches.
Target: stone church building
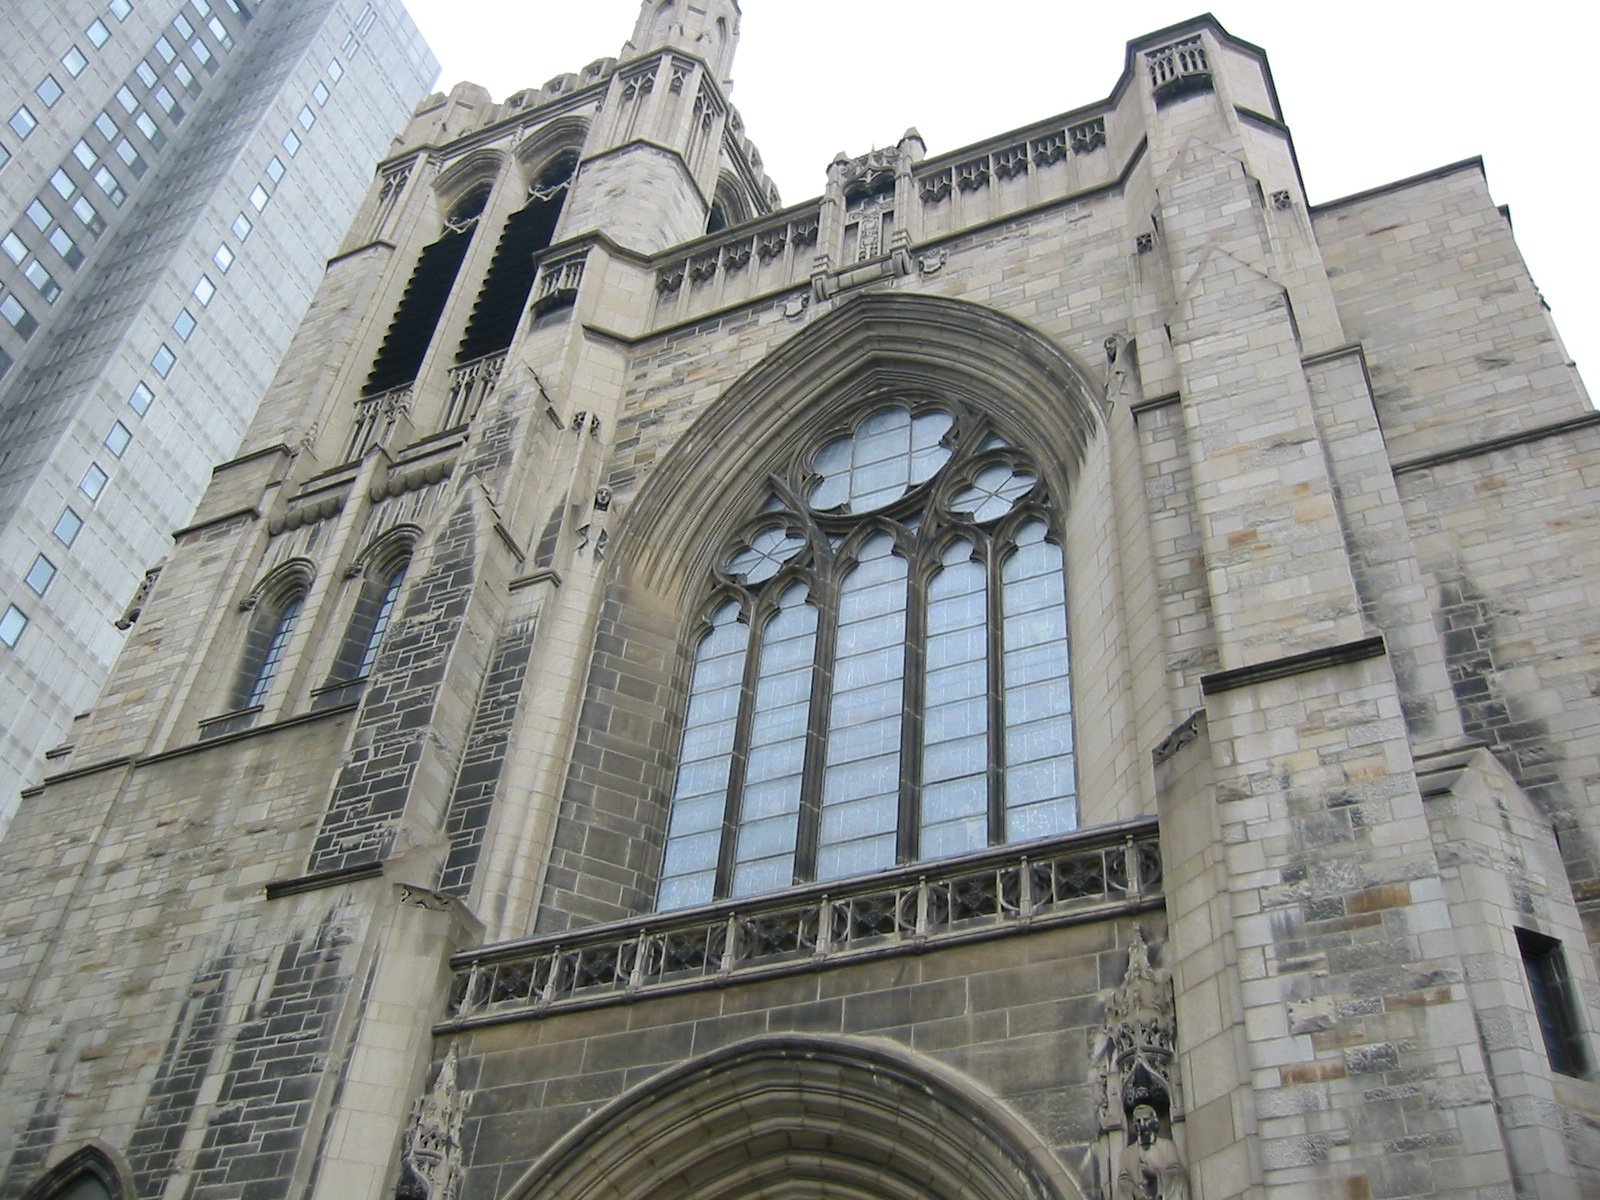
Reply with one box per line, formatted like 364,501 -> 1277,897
3,4 -> 1599,1197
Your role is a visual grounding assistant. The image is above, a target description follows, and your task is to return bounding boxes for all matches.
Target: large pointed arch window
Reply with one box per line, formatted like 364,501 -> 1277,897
657,402 -> 1076,911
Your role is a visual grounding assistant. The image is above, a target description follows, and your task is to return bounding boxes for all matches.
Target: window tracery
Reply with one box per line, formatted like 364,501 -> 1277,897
657,400 -> 1076,910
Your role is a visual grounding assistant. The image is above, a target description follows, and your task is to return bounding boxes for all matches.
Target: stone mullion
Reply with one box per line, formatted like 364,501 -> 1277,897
713,591 -> 764,900
794,562 -> 840,887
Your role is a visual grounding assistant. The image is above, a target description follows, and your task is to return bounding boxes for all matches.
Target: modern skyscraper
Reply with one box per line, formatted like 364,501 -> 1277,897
3,5 -> 1600,1198
0,0 -> 438,829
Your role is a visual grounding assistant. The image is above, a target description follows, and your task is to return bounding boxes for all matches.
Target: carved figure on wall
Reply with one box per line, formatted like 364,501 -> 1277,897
1115,1105 -> 1188,1200
1094,924 -> 1178,1128
394,1043 -> 467,1200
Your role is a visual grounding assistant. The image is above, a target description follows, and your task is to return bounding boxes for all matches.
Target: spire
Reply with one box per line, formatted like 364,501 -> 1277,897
624,0 -> 741,88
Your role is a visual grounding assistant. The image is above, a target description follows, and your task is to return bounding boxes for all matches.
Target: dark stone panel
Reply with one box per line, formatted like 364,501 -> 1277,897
439,618 -> 537,896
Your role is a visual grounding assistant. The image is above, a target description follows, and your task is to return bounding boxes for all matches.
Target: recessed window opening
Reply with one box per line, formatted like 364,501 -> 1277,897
455,152 -> 577,363
363,185 -> 489,395
1519,927 -> 1588,1077
238,593 -> 303,709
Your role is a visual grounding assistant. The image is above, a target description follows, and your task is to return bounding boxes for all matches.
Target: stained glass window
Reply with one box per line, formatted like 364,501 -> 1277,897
656,402 -> 1076,910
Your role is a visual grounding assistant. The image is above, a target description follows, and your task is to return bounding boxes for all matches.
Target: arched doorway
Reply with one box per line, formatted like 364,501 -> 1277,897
501,1035 -> 1084,1200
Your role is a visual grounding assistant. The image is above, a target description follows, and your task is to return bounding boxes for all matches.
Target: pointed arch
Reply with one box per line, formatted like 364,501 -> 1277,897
612,293 -> 1104,604
20,1143 -> 132,1200
502,1034 -> 1084,1200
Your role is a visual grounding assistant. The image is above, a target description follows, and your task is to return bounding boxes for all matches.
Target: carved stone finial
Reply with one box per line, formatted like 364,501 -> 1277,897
394,1044 -> 467,1200
1095,925 -> 1179,1128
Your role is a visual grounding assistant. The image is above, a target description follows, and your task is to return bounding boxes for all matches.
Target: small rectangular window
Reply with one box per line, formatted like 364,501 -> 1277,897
134,111 -> 164,149
212,242 -> 234,272
73,139 -> 96,169
9,106 -> 37,140
94,166 -> 125,205
191,0 -> 211,14
25,200 -> 51,231
72,195 -> 105,235
208,16 -> 232,49
192,274 -> 215,305
173,11 -> 194,37
191,39 -> 214,69
86,17 -> 112,46
25,260 -> 60,303
154,85 -> 178,116
53,508 -> 83,546
265,156 -> 285,183
340,33 -> 358,55
173,61 -> 196,91
231,213 -> 251,240
95,111 -> 118,140
297,105 -> 316,131
136,60 -> 158,87
128,380 -> 153,414
0,605 -> 26,648
62,46 -> 89,77
249,184 -> 269,211
327,58 -> 344,82
105,420 -> 132,457
115,139 -> 146,177
2,232 -> 25,264
49,169 -> 76,200
172,308 -> 196,340
356,5 -> 376,35
109,0 -> 133,18
281,129 -> 301,157
1519,928 -> 1588,1077
151,343 -> 175,376
313,81 -> 330,106
1,295 -> 36,337
36,75 -> 64,108
48,227 -> 83,269
80,462 -> 108,500
115,86 -> 137,113
25,554 -> 57,596
154,35 -> 175,63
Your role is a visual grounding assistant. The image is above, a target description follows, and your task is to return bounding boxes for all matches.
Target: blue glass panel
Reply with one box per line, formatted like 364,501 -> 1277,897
1001,521 -> 1075,838
659,603 -> 749,909
818,533 -> 906,881
730,584 -> 817,896
808,407 -> 953,513
920,546 -> 988,858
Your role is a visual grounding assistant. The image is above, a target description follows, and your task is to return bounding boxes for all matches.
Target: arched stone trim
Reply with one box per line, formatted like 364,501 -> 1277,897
239,557 -> 314,614
432,149 -> 506,214
351,523 -> 420,580
612,294 -> 1104,605
514,117 -> 590,175
20,1142 -> 133,1199
501,1034 -> 1085,1200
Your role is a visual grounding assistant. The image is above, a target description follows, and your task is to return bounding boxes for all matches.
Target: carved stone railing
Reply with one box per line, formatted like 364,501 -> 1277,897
531,247 -> 587,316
655,209 -> 820,296
442,350 -> 505,429
347,382 -> 414,460
444,820 -> 1161,1026
1146,37 -> 1211,104
916,116 -> 1106,204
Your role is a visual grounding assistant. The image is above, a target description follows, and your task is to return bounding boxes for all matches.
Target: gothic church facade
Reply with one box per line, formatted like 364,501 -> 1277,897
2,5 -> 1599,1199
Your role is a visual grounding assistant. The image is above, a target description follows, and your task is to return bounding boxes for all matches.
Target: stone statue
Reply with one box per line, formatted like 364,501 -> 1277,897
1115,1104 -> 1188,1200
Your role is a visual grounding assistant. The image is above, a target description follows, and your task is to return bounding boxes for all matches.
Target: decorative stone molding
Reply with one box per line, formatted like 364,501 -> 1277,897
532,249 -> 586,316
115,563 -> 163,630
1146,37 -> 1211,105
446,823 -> 1161,1026
1270,188 -> 1293,210
394,1044 -> 468,1200
1095,925 -> 1179,1129
442,350 -> 506,429
1068,118 -> 1106,155
1135,233 -> 1154,254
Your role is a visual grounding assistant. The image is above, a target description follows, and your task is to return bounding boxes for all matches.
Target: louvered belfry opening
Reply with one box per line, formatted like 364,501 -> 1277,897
363,187 -> 490,396
455,153 -> 577,363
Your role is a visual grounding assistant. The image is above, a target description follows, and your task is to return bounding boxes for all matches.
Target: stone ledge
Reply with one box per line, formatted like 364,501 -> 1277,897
1200,635 -> 1386,696
264,859 -> 384,900
1391,412 -> 1600,474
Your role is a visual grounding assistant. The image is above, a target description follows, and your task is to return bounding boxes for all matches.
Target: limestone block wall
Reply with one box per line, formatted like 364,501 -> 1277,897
447,916 -> 1157,1200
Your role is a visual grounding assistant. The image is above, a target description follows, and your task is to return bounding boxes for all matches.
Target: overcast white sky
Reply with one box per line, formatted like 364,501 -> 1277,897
399,1 -> 1600,385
